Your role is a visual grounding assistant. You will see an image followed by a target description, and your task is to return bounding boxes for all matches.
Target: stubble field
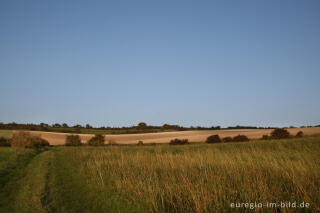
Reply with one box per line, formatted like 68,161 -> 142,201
13,127 -> 320,145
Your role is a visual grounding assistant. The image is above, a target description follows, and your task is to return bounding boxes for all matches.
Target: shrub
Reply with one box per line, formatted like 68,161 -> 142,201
261,135 -> 270,140
232,135 -> 249,142
137,140 -> 144,145
206,135 -> 221,143
270,128 -> 291,139
0,137 -> 10,146
295,131 -> 304,138
222,137 -> 233,142
65,135 -> 82,146
169,138 -> 189,145
137,122 -> 147,129
87,134 -> 105,146
11,131 -> 50,148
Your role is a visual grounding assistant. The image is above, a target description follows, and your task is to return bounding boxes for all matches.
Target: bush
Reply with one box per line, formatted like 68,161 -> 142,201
11,131 -> 50,148
232,135 -> 249,142
261,135 -> 270,140
87,134 -> 105,146
65,135 -> 82,146
295,131 -> 304,138
137,122 -> 147,129
206,135 -> 221,143
137,140 -> 144,145
222,137 -> 233,142
169,138 -> 189,145
270,128 -> 291,139
0,137 -> 10,146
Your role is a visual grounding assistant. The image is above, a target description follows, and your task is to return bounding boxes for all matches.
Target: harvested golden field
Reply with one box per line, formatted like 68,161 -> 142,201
18,127 -> 320,145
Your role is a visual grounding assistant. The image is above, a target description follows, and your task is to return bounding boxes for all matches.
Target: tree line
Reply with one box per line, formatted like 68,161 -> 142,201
0,121 -> 318,133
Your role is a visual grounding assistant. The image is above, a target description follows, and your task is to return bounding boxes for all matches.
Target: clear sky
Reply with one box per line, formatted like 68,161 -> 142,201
1,0 -> 319,127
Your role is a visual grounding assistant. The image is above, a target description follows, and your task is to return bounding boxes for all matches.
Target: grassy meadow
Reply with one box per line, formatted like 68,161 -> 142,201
0,127 -> 177,136
0,130 -> 12,139
0,137 -> 319,212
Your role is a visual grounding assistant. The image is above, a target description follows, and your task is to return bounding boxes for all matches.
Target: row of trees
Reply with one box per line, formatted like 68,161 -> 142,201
2,122 -> 313,132
0,122 -> 186,132
0,122 -> 94,130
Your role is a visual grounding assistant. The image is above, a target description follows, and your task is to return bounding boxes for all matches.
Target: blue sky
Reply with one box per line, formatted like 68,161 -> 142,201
1,0 -> 319,127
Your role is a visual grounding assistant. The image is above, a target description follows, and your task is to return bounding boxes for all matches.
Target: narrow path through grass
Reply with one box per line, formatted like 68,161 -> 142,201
0,148 -> 40,212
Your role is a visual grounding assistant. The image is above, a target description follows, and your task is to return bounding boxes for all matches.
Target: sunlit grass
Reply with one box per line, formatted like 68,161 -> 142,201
0,137 -> 319,212
66,137 -> 320,212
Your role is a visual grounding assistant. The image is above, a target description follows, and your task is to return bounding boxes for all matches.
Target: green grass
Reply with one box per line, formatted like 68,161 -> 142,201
20,127 -> 177,134
0,148 -> 39,212
0,130 -> 12,139
0,137 -> 319,212
0,127 -> 176,135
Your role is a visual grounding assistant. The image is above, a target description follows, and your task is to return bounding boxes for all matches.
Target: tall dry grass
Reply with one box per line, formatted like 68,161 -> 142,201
61,137 -> 320,212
